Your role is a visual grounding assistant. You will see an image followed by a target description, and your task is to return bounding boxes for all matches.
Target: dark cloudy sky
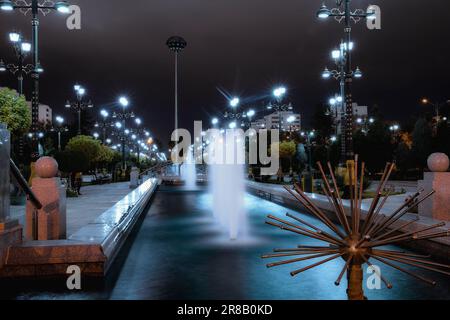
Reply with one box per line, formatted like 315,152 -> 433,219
0,0 -> 449,144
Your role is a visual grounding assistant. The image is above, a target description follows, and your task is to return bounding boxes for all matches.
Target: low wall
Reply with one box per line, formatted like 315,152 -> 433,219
0,178 -> 159,278
246,181 -> 450,263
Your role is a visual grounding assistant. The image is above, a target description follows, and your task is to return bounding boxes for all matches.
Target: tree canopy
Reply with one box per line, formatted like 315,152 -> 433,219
0,87 -> 31,136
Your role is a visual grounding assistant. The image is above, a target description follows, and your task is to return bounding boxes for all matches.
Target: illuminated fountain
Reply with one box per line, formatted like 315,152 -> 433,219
208,130 -> 247,240
181,146 -> 196,188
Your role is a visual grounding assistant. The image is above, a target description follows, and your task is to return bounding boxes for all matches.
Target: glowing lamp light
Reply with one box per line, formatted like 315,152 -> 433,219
354,67 -> 363,78
211,117 -> 219,125
317,4 -> 331,19
247,110 -> 256,118
331,50 -> 341,60
0,1 -> 14,11
9,32 -> 20,43
273,87 -> 287,98
100,109 -> 109,118
322,67 -> 331,79
230,97 -> 240,108
55,1 -> 70,14
119,96 -> 129,107
229,122 -> 237,129
55,116 -> 64,124
21,42 -> 31,52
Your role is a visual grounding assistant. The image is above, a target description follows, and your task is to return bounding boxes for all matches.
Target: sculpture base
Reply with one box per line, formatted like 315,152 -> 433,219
418,172 -> 450,221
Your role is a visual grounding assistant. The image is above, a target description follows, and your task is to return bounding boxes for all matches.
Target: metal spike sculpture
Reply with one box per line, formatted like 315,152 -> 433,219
262,156 -> 450,300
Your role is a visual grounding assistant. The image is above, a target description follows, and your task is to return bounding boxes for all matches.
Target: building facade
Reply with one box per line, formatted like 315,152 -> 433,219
251,111 -> 301,132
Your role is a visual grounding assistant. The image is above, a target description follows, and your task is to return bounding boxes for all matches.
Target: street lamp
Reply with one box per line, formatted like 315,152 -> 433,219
51,115 -> 68,151
267,86 -> 293,130
421,98 -> 450,130
211,117 -> 219,126
167,36 -> 187,132
65,85 -> 94,135
95,109 -> 112,144
0,32 -> 34,95
1,0 -> 71,161
316,0 -> 374,161
113,96 -> 135,170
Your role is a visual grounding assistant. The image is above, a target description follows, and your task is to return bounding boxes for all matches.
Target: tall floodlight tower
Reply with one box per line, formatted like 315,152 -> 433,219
166,36 -> 187,133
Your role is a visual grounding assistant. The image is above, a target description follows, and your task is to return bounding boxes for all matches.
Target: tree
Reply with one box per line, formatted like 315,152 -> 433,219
55,150 -> 90,174
95,145 -> 116,168
411,118 -> 432,170
312,103 -> 334,142
279,141 -> 296,173
66,135 -> 101,167
0,87 -> 31,136
354,121 -> 393,174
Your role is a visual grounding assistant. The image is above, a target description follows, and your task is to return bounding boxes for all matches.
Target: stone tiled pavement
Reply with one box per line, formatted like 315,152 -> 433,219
9,182 -> 131,237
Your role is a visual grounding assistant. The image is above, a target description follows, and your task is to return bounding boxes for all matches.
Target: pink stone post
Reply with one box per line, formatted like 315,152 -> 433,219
419,153 -> 450,221
25,157 -> 67,241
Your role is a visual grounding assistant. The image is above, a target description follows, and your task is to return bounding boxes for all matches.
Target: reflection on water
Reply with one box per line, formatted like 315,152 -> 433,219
1,189 -> 449,300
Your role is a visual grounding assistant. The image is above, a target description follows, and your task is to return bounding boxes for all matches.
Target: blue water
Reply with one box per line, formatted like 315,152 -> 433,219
2,188 -> 449,300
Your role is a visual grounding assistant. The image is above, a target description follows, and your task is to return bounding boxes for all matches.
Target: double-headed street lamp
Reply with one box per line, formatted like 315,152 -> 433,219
267,86 -> 293,130
51,115 -> 67,151
95,109 -> 113,144
1,0 -> 71,161
112,96 -> 135,170
65,85 -> 94,135
0,32 -> 34,94
317,1 -> 375,161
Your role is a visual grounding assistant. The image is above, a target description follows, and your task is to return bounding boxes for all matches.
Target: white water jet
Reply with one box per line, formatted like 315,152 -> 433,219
181,146 -> 196,188
208,130 -> 247,240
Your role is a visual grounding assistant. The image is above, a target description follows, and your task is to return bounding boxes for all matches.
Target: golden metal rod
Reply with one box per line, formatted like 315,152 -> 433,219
371,217 -> 420,242
266,251 -> 339,268
413,231 -> 450,241
356,161 -> 365,233
370,255 -> 437,286
374,254 -> 450,276
262,250 -> 338,259
286,213 -> 346,246
265,220 -> 340,245
375,252 -> 450,269
267,215 -> 344,246
290,253 -> 344,277
335,256 -> 353,286
366,222 -> 446,248
316,162 -> 351,235
360,163 -> 392,234
372,249 -> 430,259
288,185 -> 346,239
361,255 -> 393,289
364,213 -> 387,238
284,186 -> 345,238
371,190 -> 435,237
327,162 -> 352,233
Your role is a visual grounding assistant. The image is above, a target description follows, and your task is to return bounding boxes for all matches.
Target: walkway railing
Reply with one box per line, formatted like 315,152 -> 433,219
10,159 -> 43,240
9,159 -> 42,210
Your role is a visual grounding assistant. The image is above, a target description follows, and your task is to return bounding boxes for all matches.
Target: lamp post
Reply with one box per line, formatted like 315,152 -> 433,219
0,32 -> 34,95
65,85 -> 94,135
268,86 -> 293,130
317,1 -> 375,161
95,109 -> 111,144
166,36 -> 187,133
1,0 -> 71,161
421,98 -> 450,133
51,115 -> 67,151
113,96 -> 134,171
301,130 -> 315,192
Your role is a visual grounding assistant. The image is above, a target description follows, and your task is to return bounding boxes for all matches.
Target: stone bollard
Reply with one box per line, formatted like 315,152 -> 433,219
418,153 -> 450,221
130,166 -> 140,189
25,157 -> 67,241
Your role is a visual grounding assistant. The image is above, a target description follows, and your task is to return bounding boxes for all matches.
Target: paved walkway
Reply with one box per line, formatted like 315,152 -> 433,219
9,182 -> 131,237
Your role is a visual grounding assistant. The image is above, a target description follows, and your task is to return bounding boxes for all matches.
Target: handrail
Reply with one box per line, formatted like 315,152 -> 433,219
139,161 -> 173,178
9,159 -> 43,210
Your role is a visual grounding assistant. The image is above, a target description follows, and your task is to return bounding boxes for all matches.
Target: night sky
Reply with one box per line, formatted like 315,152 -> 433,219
0,0 -> 449,144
